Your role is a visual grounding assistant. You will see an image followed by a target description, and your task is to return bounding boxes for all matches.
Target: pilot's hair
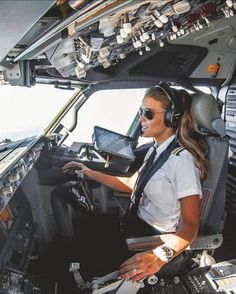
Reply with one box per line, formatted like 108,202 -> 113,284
144,87 -> 209,180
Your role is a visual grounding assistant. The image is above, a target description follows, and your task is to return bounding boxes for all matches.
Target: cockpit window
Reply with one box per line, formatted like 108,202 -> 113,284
0,85 -> 73,143
63,88 -> 146,146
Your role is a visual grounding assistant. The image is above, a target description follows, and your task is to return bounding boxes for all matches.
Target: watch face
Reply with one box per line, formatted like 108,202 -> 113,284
162,246 -> 173,258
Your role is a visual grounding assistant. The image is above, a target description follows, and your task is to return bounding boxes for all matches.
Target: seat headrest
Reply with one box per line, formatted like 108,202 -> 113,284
191,93 -> 225,137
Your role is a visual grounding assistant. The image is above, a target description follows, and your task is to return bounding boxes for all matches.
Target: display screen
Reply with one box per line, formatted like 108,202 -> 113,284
0,206 -> 15,231
93,126 -> 135,160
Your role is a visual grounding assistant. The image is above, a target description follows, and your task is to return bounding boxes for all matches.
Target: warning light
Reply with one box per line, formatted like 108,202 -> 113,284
208,64 -> 220,73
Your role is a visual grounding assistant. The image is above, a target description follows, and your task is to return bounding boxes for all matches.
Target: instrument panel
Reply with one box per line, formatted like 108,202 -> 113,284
0,136 -> 44,213
0,136 -> 58,293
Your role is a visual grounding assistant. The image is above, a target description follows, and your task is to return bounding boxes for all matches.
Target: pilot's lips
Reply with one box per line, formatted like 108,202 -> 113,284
141,125 -> 148,132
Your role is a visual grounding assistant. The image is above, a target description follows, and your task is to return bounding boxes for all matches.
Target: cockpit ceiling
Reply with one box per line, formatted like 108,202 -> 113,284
2,0 -> 236,84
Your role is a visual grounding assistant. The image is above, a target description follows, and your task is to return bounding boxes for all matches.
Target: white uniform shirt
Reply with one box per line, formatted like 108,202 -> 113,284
137,135 -> 202,233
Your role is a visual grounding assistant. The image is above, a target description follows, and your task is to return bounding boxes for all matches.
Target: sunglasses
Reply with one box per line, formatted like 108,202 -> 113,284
138,107 -> 165,120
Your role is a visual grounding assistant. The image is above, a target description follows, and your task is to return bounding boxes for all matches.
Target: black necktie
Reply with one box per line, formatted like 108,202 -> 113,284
138,146 -> 157,180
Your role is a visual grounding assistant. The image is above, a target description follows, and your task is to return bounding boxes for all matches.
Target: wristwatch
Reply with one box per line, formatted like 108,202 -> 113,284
153,245 -> 174,262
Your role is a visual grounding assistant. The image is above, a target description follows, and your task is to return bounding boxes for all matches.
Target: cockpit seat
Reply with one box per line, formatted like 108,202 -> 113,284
192,93 -> 228,245
126,92 -> 229,259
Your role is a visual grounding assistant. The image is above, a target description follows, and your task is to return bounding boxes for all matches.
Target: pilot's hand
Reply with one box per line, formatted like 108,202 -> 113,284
62,161 -> 90,176
118,251 -> 165,282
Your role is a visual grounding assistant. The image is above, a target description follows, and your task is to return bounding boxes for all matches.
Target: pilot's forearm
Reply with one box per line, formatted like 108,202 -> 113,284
160,195 -> 200,256
84,169 -> 133,193
153,195 -> 200,262
167,221 -> 199,253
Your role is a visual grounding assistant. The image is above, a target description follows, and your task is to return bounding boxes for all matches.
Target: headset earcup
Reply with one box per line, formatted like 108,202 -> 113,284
164,109 -> 178,128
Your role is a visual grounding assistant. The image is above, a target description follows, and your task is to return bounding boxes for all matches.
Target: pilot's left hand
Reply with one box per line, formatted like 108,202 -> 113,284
118,251 -> 166,282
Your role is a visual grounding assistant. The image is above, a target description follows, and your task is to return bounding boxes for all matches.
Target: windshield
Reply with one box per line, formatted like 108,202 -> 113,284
0,85 -> 74,143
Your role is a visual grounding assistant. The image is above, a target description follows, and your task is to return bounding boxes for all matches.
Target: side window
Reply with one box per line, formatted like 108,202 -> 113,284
64,88 -> 146,145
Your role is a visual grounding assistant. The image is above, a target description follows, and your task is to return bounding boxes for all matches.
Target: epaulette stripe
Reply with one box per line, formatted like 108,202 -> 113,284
171,146 -> 185,155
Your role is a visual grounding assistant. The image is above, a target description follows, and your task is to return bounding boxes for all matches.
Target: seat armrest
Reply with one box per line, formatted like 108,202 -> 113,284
187,234 -> 223,250
126,234 -> 172,251
126,233 -> 223,251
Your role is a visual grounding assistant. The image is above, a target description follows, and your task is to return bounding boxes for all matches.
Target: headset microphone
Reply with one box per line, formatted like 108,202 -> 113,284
138,122 -> 143,136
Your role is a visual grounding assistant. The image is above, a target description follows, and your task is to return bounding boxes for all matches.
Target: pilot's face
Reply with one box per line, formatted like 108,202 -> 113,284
139,96 -> 174,143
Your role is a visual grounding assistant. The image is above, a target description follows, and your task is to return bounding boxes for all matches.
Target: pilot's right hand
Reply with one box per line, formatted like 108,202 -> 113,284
61,161 -> 90,177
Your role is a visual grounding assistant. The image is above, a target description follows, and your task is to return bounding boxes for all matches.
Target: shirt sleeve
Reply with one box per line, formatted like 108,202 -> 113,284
172,151 -> 202,200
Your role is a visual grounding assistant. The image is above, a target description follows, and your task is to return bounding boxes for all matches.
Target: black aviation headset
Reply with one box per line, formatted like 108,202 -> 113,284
155,83 -> 181,128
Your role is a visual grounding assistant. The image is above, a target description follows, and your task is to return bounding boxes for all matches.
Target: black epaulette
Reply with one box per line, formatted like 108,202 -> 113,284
171,145 -> 185,155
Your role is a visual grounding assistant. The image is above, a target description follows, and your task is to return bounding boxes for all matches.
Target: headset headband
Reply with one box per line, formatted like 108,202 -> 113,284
155,83 -> 177,110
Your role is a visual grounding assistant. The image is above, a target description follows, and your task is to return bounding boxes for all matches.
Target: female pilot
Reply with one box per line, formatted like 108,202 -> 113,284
61,85 -> 209,282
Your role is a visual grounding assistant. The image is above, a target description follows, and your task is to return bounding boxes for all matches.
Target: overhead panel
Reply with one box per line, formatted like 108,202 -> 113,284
0,0 -> 54,62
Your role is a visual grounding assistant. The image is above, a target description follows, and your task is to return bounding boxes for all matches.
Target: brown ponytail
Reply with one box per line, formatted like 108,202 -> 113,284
174,89 -> 209,180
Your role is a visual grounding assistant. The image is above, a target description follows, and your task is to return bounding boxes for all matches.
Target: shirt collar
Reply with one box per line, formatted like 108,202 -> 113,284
154,135 -> 176,158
